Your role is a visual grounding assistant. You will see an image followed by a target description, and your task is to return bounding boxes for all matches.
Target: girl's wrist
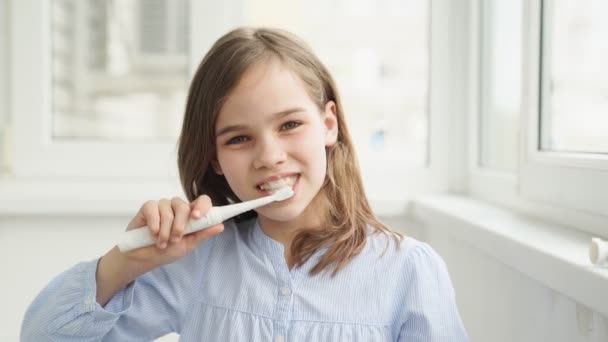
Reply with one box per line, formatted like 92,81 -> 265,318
106,246 -> 155,280
95,247 -> 153,306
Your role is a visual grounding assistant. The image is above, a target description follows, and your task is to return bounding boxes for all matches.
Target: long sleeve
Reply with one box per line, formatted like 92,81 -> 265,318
21,246 -> 206,342
397,243 -> 469,342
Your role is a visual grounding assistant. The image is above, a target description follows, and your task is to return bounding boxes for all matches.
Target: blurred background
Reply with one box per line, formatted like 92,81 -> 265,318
1,0 -> 608,341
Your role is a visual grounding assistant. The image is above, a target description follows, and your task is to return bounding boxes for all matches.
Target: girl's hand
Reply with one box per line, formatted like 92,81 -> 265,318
122,195 -> 224,270
96,195 -> 223,306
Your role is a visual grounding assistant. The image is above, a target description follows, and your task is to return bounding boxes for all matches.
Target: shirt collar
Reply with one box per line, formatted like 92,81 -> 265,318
250,218 -> 330,281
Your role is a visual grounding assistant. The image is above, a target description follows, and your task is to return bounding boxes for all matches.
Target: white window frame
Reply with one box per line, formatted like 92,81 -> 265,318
521,0 -> 608,217
10,0 -> 172,180
467,0 -> 520,203
469,0 -> 608,237
2,0 -> 452,216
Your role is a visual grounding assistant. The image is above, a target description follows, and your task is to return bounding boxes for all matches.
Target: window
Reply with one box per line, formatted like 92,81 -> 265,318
472,0 -> 608,237
521,0 -> 608,222
479,0 -> 521,173
51,0 -> 189,141
540,0 -> 608,154
10,0 -> 191,181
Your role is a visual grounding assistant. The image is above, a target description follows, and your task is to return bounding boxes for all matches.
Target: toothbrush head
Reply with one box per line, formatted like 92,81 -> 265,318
271,186 -> 294,201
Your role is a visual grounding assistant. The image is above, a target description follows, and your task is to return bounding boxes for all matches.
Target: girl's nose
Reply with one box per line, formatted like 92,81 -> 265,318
253,137 -> 286,169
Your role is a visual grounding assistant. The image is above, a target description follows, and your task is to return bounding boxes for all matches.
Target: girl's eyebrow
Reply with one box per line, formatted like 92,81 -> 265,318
216,107 -> 306,137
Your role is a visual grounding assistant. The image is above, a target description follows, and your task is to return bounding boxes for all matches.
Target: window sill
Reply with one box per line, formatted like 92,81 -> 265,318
409,194 -> 608,318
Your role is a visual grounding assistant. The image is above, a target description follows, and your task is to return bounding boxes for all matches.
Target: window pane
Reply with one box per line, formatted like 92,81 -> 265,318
244,0 -> 429,166
51,0 -> 189,140
541,0 -> 608,153
480,0 -> 522,172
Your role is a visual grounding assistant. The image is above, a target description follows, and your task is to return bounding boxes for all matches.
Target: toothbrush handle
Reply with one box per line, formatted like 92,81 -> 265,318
117,208 -> 223,252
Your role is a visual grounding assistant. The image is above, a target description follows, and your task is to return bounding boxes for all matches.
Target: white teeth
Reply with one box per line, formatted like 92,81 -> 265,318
258,175 -> 297,193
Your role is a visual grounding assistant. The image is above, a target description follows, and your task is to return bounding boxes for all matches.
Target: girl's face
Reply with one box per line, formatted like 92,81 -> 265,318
214,58 -> 338,223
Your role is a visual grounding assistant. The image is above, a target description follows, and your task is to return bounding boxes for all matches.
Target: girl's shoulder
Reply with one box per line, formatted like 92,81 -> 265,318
340,230 -> 453,309
364,229 -> 446,275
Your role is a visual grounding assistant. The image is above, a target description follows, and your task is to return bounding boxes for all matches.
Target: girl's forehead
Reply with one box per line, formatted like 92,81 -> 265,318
216,60 -> 316,124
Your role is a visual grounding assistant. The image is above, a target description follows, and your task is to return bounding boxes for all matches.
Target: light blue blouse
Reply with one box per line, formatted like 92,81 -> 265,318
22,218 -> 468,341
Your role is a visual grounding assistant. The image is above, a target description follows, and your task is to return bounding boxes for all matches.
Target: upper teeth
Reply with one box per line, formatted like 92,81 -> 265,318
258,176 -> 297,192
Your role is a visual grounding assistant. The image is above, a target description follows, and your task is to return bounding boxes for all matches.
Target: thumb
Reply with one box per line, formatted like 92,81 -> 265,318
126,210 -> 147,231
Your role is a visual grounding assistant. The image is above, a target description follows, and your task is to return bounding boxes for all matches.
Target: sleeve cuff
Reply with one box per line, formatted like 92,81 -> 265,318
81,258 -> 135,318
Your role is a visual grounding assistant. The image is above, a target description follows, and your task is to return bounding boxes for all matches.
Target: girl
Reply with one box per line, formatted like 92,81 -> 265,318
22,27 -> 468,341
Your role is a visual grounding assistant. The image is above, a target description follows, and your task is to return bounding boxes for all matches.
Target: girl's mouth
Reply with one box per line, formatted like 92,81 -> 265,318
256,174 -> 299,194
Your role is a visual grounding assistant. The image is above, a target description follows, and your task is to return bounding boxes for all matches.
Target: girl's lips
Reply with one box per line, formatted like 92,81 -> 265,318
255,173 -> 300,189
256,173 -> 299,190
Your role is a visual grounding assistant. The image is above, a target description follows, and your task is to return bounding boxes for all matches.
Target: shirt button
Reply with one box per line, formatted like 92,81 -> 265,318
84,296 -> 93,305
274,336 -> 284,342
280,287 -> 291,296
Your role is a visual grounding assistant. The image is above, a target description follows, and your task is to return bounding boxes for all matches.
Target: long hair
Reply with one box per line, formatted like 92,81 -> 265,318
178,27 -> 402,277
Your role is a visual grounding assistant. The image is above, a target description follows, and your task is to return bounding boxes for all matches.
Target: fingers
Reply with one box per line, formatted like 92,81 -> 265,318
180,195 -> 218,250
190,195 -> 212,219
134,195 -> 217,251
140,200 -> 160,236
157,198 -> 174,249
170,197 -> 191,243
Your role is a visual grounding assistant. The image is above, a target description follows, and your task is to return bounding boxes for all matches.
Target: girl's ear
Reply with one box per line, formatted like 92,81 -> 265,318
323,101 -> 339,146
211,160 -> 223,175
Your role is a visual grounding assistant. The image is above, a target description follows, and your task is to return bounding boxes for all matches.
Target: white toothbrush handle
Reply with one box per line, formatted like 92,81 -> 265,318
116,188 -> 293,253
117,208 -> 223,252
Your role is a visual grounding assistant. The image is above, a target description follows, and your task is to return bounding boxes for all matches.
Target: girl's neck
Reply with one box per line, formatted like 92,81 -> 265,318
257,191 -> 327,269
257,208 -> 322,248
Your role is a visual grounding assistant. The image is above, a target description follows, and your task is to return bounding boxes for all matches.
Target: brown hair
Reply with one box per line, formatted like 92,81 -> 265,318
178,27 -> 402,276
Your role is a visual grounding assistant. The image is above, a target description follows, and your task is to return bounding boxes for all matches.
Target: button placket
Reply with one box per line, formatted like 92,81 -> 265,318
253,220 -> 295,341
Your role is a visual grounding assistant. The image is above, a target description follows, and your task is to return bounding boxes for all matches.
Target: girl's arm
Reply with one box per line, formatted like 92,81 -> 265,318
20,245 -> 207,341
397,243 -> 469,342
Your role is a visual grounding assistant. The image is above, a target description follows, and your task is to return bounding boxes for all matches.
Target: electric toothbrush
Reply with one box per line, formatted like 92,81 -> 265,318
117,187 -> 294,252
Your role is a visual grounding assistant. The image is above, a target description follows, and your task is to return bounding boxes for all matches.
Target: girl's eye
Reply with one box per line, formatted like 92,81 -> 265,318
226,135 -> 249,145
281,121 -> 302,131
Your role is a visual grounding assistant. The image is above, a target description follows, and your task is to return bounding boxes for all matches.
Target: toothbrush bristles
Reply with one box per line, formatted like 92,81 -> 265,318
272,187 -> 294,201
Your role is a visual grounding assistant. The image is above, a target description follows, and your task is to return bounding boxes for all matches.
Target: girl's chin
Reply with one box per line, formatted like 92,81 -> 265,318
255,206 -> 305,222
